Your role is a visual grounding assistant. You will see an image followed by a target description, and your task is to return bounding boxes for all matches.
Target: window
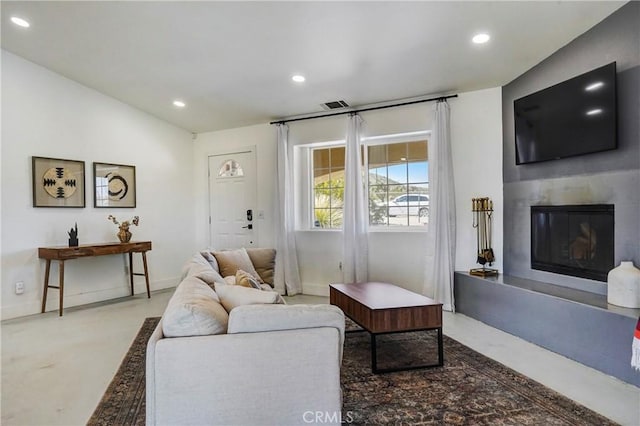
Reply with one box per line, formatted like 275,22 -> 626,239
369,140 -> 429,227
217,159 -> 244,178
312,147 -> 345,228
307,136 -> 429,229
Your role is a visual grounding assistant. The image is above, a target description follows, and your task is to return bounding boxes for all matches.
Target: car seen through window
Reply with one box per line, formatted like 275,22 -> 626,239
387,194 -> 429,218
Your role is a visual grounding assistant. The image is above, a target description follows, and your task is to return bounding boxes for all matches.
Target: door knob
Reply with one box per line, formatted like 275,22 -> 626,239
242,224 -> 253,230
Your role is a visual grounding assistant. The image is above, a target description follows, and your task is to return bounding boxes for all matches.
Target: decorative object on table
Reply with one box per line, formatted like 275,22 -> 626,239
470,197 -> 498,277
68,222 -> 79,247
607,261 -> 640,308
93,162 -> 136,208
31,156 -> 85,208
108,215 -> 139,243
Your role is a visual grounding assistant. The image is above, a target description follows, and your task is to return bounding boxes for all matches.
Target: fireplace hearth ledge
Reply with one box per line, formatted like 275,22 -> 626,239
454,271 -> 640,387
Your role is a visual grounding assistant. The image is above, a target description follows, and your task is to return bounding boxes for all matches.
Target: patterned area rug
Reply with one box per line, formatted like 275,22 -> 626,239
87,318 -> 157,426
88,317 -> 615,425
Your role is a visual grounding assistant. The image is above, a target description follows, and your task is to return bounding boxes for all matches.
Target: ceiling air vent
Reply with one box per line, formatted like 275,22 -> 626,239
321,100 -> 349,111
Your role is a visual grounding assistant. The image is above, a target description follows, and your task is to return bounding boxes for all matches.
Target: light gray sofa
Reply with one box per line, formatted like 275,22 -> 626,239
146,250 -> 345,426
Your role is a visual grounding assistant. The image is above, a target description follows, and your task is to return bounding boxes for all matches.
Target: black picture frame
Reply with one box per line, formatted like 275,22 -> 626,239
32,156 -> 86,208
93,162 -> 136,208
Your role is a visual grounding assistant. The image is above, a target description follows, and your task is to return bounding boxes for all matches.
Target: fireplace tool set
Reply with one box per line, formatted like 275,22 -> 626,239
470,197 -> 499,277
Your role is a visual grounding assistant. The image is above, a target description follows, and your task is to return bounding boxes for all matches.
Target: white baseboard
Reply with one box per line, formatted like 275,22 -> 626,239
302,282 -> 329,297
1,277 -> 178,320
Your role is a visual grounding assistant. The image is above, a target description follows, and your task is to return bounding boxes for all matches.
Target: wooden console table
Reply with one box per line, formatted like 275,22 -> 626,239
38,241 -> 152,316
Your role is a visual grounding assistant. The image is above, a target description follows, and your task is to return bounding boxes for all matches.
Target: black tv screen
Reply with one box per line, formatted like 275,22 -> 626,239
515,62 -> 617,165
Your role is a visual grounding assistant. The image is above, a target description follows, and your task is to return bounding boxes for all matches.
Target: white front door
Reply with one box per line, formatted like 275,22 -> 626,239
208,149 -> 257,249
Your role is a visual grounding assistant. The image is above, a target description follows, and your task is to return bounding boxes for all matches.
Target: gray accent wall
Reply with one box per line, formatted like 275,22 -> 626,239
502,2 -> 640,293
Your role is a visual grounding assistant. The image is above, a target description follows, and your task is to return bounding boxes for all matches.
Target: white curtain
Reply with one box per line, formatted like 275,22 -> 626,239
342,114 -> 369,283
423,100 -> 456,311
274,123 -> 302,295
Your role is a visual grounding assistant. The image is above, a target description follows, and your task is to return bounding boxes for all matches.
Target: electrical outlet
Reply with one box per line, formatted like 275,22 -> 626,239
15,281 -> 24,295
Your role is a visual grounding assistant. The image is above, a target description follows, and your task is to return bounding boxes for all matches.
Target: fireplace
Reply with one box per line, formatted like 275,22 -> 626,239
531,205 -> 614,282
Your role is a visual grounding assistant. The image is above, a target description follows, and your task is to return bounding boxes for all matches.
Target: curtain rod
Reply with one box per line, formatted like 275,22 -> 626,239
270,94 -> 458,125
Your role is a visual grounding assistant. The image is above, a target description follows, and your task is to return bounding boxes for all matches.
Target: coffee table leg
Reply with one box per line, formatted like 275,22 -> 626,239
437,327 -> 444,367
371,333 -> 378,373
370,328 -> 444,374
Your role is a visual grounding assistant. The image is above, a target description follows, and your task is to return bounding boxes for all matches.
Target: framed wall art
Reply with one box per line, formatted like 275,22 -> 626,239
32,156 -> 86,208
93,162 -> 136,208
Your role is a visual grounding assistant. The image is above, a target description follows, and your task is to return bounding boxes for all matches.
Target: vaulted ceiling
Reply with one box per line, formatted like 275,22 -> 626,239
1,1 -> 625,133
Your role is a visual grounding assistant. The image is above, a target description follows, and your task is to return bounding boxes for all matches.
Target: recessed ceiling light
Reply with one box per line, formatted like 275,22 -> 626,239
586,108 -> 603,116
472,33 -> 490,44
173,100 -> 186,108
11,16 -> 30,28
292,75 -> 305,83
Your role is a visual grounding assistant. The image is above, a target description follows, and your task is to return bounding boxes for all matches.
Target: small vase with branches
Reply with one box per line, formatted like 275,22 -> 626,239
108,215 -> 139,243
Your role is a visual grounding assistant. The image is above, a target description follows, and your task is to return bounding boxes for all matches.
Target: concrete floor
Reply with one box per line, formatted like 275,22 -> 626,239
1,290 -> 639,426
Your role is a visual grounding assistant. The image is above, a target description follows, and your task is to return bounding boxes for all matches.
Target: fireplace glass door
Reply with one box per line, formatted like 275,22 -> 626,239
531,204 -> 614,281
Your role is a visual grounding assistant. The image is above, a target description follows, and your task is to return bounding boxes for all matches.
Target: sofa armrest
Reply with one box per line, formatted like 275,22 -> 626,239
145,318 -> 165,426
228,304 -> 345,362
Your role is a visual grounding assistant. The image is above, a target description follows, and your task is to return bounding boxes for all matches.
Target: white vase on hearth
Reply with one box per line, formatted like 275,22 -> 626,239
607,261 -> 640,308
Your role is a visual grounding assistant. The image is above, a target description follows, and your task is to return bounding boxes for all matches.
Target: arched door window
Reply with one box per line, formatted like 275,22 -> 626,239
217,159 -> 244,178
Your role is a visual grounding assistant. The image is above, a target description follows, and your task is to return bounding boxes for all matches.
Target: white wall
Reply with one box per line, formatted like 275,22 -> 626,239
193,123 -> 277,250
451,87 -> 504,273
296,88 -> 503,296
191,88 -> 503,297
1,50 -> 195,319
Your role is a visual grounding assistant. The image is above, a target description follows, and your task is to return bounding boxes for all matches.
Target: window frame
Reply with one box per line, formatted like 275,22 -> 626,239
297,131 -> 431,232
365,131 -> 430,232
310,144 -> 346,229
295,140 -> 345,231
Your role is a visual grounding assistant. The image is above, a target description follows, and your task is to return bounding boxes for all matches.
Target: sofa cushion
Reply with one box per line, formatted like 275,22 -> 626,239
227,304 -> 345,361
214,283 -> 279,312
213,248 -> 263,283
228,304 -> 345,334
235,269 -> 262,289
187,262 -> 225,288
162,276 -> 229,337
246,248 -> 276,287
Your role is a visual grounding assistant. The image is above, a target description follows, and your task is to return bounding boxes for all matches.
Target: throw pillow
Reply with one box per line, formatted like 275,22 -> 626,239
214,282 -> 279,312
246,248 -> 276,286
162,276 -> 229,337
235,269 -> 262,289
213,248 -> 263,283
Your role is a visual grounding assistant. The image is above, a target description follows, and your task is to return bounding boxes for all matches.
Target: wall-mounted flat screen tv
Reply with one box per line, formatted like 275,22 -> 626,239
515,62 -> 617,165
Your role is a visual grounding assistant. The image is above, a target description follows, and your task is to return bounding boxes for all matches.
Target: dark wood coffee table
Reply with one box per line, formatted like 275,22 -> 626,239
330,281 -> 443,373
